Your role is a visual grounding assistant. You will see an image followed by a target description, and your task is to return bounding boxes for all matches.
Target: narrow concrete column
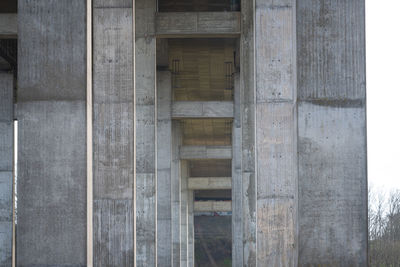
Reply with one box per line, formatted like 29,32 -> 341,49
297,1 -> 367,265
240,0 -> 257,265
171,120 -> 182,266
135,0 -> 157,266
17,1 -> 86,265
187,190 -> 194,267
0,72 -> 13,266
180,160 -> 189,267
254,0 -> 297,265
232,71 -> 243,267
157,71 -> 172,266
92,1 -> 134,265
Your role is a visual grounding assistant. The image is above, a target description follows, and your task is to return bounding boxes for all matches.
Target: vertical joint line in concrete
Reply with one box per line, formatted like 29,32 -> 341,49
132,1 -> 137,266
86,0 -> 93,265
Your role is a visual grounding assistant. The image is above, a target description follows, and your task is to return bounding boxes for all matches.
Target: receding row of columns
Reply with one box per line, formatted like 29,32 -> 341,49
0,0 -> 367,266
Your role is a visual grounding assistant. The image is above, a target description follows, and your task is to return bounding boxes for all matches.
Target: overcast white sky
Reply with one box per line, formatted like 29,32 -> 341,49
367,1 -> 400,193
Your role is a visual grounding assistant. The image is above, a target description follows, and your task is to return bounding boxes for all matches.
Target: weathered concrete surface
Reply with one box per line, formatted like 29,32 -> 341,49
187,190 -> 194,267
240,0 -> 257,265
156,12 -> 240,38
0,14 -> 17,39
180,146 -> 232,160
172,101 -> 233,119
135,0 -> 157,266
232,71 -> 243,267
17,0 -> 86,265
180,160 -> 189,267
93,2 -> 134,265
297,0 -> 367,265
0,72 -> 13,266
255,0 -> 297,265
157,71 -> 172,266
171,120 -> 182,266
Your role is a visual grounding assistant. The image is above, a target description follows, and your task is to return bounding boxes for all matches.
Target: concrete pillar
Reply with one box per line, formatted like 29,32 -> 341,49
93,1 -> 134,265
17,1 -> 86,265
240,0 -> 257,265
187,190 -> 194,267
180,160 -> 189,267
135,0 -> 157,266
232,72 -> 243,267
297,1 -> 367,265
157,71 -> 172,266
255,0 -> 297,265
171,120 -> 182,266
0,72 -> 13,266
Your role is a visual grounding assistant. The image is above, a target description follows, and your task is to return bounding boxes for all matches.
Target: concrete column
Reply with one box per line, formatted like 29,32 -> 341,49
180,160 -> 189,267
135,0 -> 157,266
17,1 -> 86,265
297,1 -> 367,265
187,190 -> 194,267
93,1 -> 134,265
232,71 -> 243,267
157,71 -> 172,266
0,72 -> 13,266
240,0 -> 257,265
254,0 -> 297,265
171,120 -> 182,266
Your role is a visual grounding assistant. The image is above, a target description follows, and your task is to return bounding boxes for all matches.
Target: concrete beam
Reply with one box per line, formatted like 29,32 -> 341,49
180,146 -> 232,160
172,101 -> 233,119
156,12 -> 240,38
188,177 -> 231,190
0,14 -> 17,39
194,201 -> 232,212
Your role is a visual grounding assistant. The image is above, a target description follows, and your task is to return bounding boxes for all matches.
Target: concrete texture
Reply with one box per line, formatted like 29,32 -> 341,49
135,0 -> 157,266
0,72 -> 13,266
0,14 -> 17,39
157,71 -> 172,266
240,0 -> 257,265
297,0 -> 367,265
255,1 -> 297,265
171,121 -> 182,266
156,12 -> 240,37
93,2 -> 134,265
17,0 -> 86,265
180,160 -> 189,267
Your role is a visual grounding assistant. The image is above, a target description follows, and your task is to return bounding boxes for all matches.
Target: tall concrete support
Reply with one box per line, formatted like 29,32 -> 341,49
157,71 -> 172,266
171,120 -> 182,266
135,0 -> 157,266
187,190 -> 194,267
180,160 -> 189,267
255,0 -> 297,265
297,1 -> 367,265
232,72 -> 243,267
240,0 -> 257,265
93,1 -> 134,265
0,72 -> 13,266
17,1 -> 86,265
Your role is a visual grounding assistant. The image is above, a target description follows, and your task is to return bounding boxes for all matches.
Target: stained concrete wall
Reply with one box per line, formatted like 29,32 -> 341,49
17,0 -> 86,265
0,72 -> 13,266
93,1 -> 134,265
297,0 -> 367,265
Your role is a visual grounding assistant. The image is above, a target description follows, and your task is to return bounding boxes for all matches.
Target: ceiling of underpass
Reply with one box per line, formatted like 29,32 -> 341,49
0,0 -> 17,13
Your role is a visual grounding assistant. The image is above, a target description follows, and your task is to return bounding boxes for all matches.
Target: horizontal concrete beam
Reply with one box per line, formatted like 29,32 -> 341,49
0,14 -> 17,38
172,101 -> 233,119
180,146 -> 232,160
188,177 -> 231,190
194,201 -> 232,212
156,12 -> 240,38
